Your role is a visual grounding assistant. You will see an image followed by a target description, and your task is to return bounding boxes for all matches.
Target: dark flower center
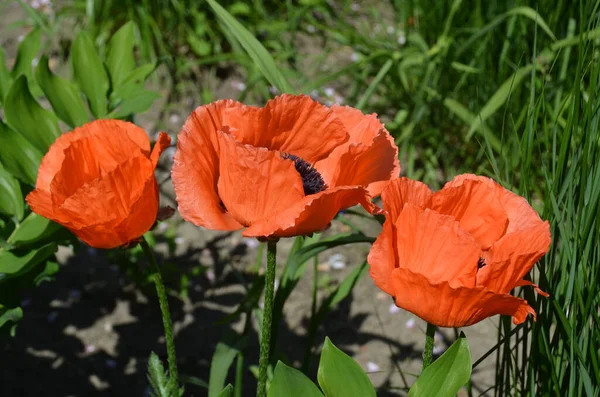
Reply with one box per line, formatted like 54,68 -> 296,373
477,257 -> 486,269
282,153 -> 328,195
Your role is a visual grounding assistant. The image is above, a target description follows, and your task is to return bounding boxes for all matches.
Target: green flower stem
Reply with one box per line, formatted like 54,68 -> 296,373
257,240 -> 277,397
422,322 -> 436,371
140,236 -> 179,391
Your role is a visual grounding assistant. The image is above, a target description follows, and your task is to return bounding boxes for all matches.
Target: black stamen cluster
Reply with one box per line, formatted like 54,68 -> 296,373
477,257 -> 486,269
282,153 -> 328,195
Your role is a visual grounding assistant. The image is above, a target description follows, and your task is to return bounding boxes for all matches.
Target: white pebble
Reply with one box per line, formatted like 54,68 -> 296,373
405,318 -> 416,329
388,303 -> 400,314
366,361 -> 380,372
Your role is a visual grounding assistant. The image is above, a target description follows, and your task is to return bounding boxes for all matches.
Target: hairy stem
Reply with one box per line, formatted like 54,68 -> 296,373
257,240 -> 277,397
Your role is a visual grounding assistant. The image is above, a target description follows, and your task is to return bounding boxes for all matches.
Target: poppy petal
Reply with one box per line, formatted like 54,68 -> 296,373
330,105 -> 384,145
323,129 -> 400,197
445,174 -> 543,234
217,130 -> 305,227
394,203 -> 480,287
243,186 -> 376,238
172,103 -> 245,231
432,179 -> 508,249
36,120 -> 150,192
150,132 -> 171,168
258,94 -> 348,163
57,155 -> 158,248
368,219 -> 397,295
476,221 -> 551,294
515,279 -> 550,297
390,268 -> 537,327
381,177 -> 433,221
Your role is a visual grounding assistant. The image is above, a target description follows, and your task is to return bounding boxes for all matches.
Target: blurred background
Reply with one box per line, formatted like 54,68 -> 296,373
0,0 -> 598,396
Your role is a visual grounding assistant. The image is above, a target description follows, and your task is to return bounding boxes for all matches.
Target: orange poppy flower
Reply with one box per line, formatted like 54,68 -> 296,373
172,94 -> 400,238
368,175 -> 551,327
26,120 -> 171,249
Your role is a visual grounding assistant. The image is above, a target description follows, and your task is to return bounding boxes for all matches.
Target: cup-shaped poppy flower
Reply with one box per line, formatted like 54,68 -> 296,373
368,174 -> 551,327
26,120 -> 171,249
172,94 -> 400,238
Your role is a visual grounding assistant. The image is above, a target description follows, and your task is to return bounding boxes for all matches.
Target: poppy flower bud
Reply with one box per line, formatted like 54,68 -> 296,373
368,175 -> 551,327
172,94 -> 400,238
26,120 -> 171,249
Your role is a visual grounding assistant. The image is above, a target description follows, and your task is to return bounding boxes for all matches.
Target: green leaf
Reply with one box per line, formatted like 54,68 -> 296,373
408,334 -> 471,397
317,337 -> 375,397
326,261 -> 368,308
5,75 -> 61,152
0,48 -> 13,104
11,28 -> 41,81
35,55 -> 89,128
209,330 -> 248,397
108,86 -> 161,119
121,63 -> 156,86
0,243 -> 57,281
216,384 -> 234,397
7,212 -> 62,247
269,361 -> 324,397
0,307 -> 23,330
0,163 -> 24,220
206,0 -> 294,94
466,65 -> 535,139
106,21 -> 136,87
71,31 -> 109,118
443,98 -> 501,152
0,119 -> 43,185
147,352 -> 170,397
187,33 -> 212,56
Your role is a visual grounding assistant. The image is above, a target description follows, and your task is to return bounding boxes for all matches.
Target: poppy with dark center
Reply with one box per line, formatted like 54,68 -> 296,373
26,120 -> 171,249
368,175 -> 552,328
172,94 -> 400,238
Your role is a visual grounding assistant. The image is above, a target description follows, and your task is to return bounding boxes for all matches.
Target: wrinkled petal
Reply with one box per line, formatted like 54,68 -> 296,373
330,105 -> 384,144
150,132 -> 172,167
243,186 -> 376,238
394,203 -> 480,287
36,120 -> 150,191
258,94 -> 348,163
390,268 -> 537,327
323,129 -> 400,196
172,104 -> 244,231
445,174 -> 543,234
432,179 -> 508,249
381,177 -> 433,221
476,221 -> 551,294
217,130 -> 305,227
367,219 -> 396,295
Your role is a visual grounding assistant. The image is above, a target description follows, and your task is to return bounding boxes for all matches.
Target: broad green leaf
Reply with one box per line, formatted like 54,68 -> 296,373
409,333 -> 472,397
206,0 -> 294,94
269,361 -> 324,397
209,331 -> 247,397
216,384 -> 234,397
0,163 -> 24,220
0,48 -> 13,104
34,259 -> 59,286
0,307 -> 23,330
7,212 -> 62,247
0,119 -> 43,185
35,55 -> 89,128
108,86 -> 161,118
11,28 -> 41,81
317,337 -> 375,397
0,242 -> 57,281
106,21 -> 136,87
71,31 -> 109,118
4,75 -> 61,152
466,65 -> 535,139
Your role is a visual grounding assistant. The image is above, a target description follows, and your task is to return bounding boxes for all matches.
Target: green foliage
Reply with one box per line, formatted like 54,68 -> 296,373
209,331 -> 248,397
268,361 -> 324,397
409,334 -> 472,397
